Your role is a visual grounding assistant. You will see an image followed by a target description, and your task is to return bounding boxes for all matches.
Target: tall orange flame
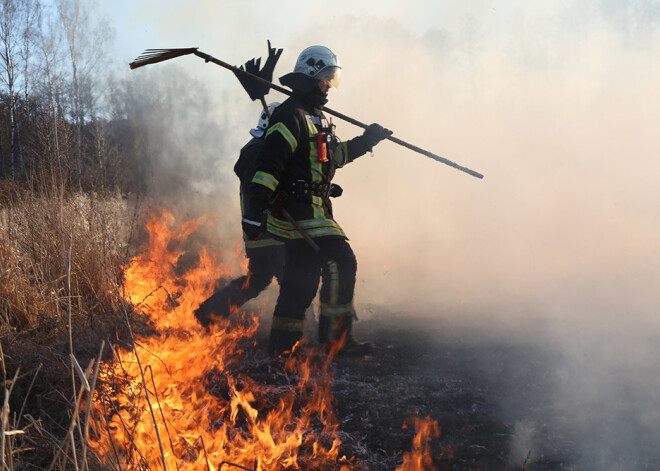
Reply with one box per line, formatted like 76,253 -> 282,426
90,210 -> 353,470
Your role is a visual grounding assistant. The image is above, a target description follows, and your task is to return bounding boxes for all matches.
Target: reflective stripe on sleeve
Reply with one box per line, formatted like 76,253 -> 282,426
242,217 -> 262,227
333,141 -> 349,167
267,122 -> 298,152
252,171 -> 279,191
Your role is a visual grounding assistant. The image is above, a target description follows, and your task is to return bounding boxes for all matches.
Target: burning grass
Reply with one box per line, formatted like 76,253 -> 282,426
89,209 -> 359,469
1,190 -> 439,470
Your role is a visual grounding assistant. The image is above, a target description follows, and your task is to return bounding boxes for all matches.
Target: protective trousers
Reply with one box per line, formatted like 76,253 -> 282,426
194,244 -> 284,326
239,244 -> 285,300
268,237 -> 357,355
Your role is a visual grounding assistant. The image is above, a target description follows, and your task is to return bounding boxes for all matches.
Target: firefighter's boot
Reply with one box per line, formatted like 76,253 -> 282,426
267,329 -> 303,356
319,315 -> 374,357
337,334 -> 375,356
193,289 -> 232,327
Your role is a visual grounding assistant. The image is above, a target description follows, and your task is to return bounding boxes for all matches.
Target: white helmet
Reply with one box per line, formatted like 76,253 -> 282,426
250,102 -> 280,138
292,45 -> 342,90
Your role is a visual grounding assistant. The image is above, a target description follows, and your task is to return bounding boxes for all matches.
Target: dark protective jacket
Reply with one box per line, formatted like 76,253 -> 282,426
234,137 -> 262,195
247,91 -> 374,240
234,137 -> 284,249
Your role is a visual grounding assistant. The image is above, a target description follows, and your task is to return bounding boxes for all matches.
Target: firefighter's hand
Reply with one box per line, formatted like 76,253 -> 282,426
242,207 -> 268,240
242,216 -> 264,240
363,123 -> 392,147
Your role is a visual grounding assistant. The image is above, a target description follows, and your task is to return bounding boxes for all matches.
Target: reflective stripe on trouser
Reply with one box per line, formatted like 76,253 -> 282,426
318,242 -> 357,342
319,300 -> 355,343
271,316 -> 304,332
270,237 -> 357,348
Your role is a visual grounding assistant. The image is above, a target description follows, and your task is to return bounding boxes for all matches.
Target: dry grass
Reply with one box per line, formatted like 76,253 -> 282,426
0,185 -> 135,330
0,182 -> 146,469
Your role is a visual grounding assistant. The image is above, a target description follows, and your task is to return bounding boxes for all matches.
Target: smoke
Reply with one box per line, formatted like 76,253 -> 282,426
101,0 -> 660,468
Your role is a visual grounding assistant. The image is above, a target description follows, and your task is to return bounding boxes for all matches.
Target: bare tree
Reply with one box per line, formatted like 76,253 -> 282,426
56,0 -> 82,185
14,0 -> 37,181
0,0 -> 26,180
56,0 -> 111,188
34,0 -> 65,172
19,0 -> 36,114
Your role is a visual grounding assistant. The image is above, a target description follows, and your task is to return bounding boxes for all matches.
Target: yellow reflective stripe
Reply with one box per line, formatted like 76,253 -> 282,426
306,116 -> 323,183
245,237 -> 285,249
333,141 -> 349,167
270,226 -> 346,239
320,301 -> 354,317
305,117 -> 317,135
311,195 -> 325,219
271,317 -> 304,332
267,122 -> 297,152
268,215 -> 339,230
252,171 -> 279,191
267,215 -> 346,239
309,141 -> 322,183
327,261 -> 339,305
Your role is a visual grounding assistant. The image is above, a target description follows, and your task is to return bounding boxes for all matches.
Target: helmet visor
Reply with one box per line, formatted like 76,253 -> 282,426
316,66 -> 342,90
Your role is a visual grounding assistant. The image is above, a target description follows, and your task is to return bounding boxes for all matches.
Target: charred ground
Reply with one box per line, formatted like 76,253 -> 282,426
328,313 -> 563,470
326,311 -> 660,471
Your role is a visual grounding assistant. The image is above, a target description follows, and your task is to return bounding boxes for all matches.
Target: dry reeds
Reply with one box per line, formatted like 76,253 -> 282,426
0,186 -> 134,329
0,181 -> 144,469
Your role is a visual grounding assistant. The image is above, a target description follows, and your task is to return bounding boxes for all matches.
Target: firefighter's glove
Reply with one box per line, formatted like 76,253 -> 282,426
235,58 -> 267,101
261,40 -> 283,83
363,123 -> 392,148
242,211 -> 267,240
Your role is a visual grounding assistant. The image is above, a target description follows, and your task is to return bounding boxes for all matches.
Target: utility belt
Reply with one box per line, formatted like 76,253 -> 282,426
288,180 -> 343,199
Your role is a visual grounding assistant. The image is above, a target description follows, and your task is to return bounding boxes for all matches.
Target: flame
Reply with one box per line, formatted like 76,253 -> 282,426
395,417 -> 440,471
90,209 -> 353,470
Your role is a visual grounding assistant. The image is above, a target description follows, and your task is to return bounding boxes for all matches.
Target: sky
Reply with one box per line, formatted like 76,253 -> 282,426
97,0 -> 660,467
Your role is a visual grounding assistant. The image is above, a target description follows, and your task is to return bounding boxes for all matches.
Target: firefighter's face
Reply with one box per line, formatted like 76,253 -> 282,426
318,79 -> 331,95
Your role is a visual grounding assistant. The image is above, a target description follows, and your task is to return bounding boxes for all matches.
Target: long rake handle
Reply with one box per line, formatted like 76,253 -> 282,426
192,50 -> 483,179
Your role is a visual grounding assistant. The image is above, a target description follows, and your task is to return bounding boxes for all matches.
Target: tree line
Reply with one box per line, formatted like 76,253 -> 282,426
0,0 -> 158,194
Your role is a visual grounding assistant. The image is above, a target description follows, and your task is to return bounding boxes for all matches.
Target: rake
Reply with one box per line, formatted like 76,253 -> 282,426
129,47 -> 484,179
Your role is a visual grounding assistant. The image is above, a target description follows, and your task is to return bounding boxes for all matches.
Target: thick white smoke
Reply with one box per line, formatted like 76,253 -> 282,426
102,1 -> 660,468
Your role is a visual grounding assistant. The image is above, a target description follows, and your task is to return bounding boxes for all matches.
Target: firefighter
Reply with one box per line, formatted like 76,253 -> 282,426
194,103 -> 285,327
241,45 -> 392,355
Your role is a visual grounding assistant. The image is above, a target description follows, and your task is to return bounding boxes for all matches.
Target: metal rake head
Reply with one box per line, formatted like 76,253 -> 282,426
129,48 -> 199,69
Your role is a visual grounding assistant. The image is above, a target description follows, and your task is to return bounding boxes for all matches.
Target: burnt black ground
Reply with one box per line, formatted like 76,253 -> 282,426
312,311 -> 660,471
326,313 -> 563,471
251,307 -> 573,470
